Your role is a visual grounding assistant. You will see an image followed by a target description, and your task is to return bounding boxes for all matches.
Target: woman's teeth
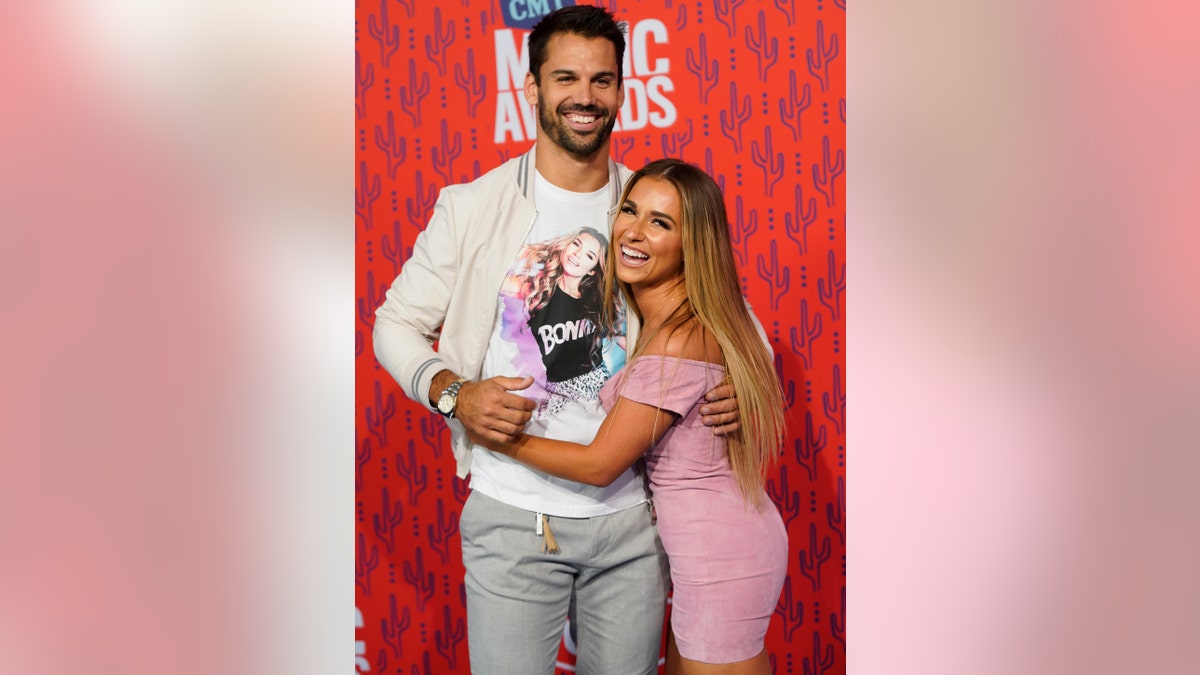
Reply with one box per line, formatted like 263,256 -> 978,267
621,245 -> 648,260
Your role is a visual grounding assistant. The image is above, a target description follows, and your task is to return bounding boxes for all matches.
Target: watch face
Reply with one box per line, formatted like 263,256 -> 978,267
437,380 -> 464,417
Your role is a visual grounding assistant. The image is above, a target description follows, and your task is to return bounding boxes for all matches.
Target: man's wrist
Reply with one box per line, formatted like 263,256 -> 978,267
428,370 -> 462,407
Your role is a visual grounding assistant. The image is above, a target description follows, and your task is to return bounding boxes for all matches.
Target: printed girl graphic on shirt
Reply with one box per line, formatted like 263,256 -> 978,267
499,227 -> 624,417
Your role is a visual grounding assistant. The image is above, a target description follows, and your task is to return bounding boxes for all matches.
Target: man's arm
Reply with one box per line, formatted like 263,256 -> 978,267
374,191 -> 536,443
373,192 -> 462,409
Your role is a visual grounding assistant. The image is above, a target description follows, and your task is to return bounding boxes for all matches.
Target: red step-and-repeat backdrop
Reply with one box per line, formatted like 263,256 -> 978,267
355,1 -> 844,672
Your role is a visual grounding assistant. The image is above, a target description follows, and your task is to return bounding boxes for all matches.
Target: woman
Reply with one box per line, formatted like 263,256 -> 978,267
500,227 -> 620,416
472,159 -> 787,674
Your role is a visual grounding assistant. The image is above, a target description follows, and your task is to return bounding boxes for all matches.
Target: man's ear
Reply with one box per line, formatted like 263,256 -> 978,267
524,72 -> 539,106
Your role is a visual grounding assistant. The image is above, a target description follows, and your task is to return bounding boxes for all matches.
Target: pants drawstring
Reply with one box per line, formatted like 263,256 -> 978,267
536,512 -> 559,554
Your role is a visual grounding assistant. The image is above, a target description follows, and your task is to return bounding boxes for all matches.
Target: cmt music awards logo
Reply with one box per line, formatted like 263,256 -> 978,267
500,0 -> 576,29
493,6 -> 678,144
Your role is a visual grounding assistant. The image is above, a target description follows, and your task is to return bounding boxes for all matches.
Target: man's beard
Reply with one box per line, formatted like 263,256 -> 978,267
537,99 -> 617,158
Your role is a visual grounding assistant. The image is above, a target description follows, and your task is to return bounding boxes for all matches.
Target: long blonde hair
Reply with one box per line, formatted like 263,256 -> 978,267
604,159 -> 786,503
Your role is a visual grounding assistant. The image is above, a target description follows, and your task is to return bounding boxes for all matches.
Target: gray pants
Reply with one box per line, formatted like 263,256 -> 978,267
460,490 -> 669,675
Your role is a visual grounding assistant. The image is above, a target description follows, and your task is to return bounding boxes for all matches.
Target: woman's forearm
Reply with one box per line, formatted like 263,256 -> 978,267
506,435 -> 629,487
473,395 -> 669,487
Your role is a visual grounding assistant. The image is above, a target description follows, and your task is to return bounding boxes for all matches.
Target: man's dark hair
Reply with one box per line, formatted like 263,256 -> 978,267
527,6 -> 627,86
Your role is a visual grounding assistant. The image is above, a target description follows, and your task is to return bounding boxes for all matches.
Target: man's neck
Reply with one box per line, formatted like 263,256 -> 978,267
534,142 -> 611,193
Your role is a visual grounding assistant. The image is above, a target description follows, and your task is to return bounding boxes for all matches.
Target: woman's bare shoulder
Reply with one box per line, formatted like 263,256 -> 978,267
641,319 -> 724,365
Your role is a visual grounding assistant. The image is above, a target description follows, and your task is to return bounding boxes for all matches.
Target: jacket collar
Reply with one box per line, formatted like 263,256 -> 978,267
518,144 -> 623,208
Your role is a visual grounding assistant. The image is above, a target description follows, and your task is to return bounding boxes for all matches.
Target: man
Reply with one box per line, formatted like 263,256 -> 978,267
374,7 -> 740,673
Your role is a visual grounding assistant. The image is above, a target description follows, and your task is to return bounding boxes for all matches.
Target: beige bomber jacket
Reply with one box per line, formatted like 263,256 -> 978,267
373,146 -> 636,478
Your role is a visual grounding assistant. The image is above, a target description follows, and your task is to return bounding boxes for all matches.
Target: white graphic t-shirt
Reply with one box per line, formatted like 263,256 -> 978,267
471,172 -> 645,518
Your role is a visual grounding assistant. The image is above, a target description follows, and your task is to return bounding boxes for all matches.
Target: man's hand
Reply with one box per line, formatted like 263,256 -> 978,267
699,381 -> 740,435
454,375 -> 536,444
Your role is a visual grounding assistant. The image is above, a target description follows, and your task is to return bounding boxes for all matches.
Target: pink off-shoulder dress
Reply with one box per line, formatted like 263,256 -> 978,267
600,355 -> 788,664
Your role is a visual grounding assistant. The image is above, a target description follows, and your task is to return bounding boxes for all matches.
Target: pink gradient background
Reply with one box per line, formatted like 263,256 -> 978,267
1,2 -> 1197,674
0,2 -> 348,674
852,1 -> 1200,673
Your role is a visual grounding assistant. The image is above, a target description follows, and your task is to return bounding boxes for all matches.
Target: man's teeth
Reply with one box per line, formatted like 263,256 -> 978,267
568,114 -> 597,123
622,246 -> 648,260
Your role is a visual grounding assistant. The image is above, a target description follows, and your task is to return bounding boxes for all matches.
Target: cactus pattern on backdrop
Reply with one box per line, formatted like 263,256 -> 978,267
356,1 -> 845,672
